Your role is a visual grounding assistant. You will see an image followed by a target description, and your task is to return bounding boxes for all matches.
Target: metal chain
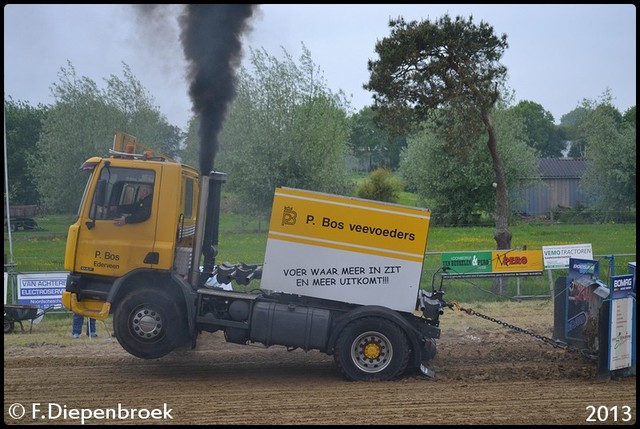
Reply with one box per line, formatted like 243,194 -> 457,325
448,300 -> 581,353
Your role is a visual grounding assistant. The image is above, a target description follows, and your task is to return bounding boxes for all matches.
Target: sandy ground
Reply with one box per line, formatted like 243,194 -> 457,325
4,301 -> 636,425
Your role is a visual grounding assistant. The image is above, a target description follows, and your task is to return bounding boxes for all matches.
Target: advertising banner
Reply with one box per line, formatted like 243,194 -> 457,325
441,252 -> 492,276
441,250 -> 543,278
17,272 -> 66,310
542,243 -> 593,269
261,187 -> 431,312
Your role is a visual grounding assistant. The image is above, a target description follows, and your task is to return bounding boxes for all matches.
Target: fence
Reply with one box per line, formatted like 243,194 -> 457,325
420,252 -> 636,303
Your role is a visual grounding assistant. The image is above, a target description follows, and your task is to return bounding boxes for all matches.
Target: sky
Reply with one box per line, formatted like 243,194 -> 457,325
4,4 -> 636,130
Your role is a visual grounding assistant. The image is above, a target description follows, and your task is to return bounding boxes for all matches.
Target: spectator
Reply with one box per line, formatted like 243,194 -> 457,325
72,313 -> 97,338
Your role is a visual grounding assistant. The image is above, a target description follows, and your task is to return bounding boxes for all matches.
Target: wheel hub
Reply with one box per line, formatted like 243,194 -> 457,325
363,341 -> 382,360
132,309 -> 162,339
352,332 -> 393,373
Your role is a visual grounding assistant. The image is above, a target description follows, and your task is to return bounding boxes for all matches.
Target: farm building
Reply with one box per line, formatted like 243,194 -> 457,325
512,158 -> 590,218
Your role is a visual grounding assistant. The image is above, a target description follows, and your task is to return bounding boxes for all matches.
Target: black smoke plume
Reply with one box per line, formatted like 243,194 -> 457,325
179,4 -> 256,174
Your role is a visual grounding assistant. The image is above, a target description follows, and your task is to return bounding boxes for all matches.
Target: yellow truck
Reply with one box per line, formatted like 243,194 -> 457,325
62,132 -> 448,381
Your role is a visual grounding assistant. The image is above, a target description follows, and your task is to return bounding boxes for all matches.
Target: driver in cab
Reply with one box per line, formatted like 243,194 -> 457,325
114,185 -> 153,226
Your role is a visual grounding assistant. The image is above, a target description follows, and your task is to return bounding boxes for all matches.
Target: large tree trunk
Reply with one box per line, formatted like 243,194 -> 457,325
483,111 -> 512,296
482,111 -> 512,250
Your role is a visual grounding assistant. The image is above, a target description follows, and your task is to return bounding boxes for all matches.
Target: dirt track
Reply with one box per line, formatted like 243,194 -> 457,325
4,302 -> 636,425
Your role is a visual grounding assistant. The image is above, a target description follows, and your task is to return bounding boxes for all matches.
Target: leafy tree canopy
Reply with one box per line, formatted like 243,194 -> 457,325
579,93 -> 636,221
366,14 -> 514,248
347,107 -> 406,170
4,97 -> 48,205
207,44 -> 352,220
29,61 -> 182,213
400,105 -> 538,226
509,100 -> 565,157
365,14 -> 508,135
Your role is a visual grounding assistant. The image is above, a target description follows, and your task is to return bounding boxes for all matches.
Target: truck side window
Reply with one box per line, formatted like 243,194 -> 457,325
184,178 -> 194,219
90,167 -> 155,221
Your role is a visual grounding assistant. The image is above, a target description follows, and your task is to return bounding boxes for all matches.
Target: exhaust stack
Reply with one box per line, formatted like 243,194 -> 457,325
189,171 -> 227,288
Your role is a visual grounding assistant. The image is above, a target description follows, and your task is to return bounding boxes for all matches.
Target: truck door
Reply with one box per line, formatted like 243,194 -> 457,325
74,165 -> 161,277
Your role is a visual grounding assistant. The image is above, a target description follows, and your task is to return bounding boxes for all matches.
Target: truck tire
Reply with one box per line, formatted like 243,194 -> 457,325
114,287 -> 187,359
334,317 -> 410,381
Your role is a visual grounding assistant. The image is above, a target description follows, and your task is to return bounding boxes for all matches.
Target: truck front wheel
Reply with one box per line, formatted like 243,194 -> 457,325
114,287 -> 187,359
334,317 -> 410,381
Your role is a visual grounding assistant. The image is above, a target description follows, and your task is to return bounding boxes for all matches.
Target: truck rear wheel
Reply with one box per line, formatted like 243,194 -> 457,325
114,287 -> 187,359
334,317 -> 410,381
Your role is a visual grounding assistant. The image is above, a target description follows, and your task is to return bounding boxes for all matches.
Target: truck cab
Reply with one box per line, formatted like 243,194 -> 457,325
62,132 -> 200,356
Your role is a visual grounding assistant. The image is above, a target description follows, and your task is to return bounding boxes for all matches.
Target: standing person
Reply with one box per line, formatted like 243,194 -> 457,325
72,313 -> 97,338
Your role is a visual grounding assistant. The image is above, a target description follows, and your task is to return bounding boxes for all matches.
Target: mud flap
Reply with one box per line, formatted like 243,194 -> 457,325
419,363 -> 436,378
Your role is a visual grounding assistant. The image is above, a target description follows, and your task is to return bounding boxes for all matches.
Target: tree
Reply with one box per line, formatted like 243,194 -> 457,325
400,106 -> 538,226
103,63 -> 185,160
560,88 -> 624,159
580,99 -> 635,221
509,100 -> 565,157
31,61 -> 182,213
348,107 -> 406,170
4,97 -> 48,205
365,15 -> 514,249
559,106 -> 590,158
211,45 -> 352,222
622,106 -> 636,128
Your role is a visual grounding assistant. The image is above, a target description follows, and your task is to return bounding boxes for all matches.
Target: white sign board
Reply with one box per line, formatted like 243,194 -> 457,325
17,272 -> 67,310
261,188 -> 431,312
542,244 -> 593,269
609,297 -> 634,371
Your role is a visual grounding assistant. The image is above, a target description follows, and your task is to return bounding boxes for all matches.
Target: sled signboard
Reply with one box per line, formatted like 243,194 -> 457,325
261,187 -> 431,312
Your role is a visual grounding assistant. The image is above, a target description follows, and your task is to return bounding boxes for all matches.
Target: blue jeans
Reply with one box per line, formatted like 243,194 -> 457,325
72,314 -> 96,336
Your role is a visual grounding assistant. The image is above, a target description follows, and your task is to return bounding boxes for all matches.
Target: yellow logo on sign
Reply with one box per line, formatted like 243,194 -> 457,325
268,188 -> 431,262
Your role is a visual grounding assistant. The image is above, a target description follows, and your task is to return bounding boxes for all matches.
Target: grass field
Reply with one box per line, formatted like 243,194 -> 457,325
4,212 -> 636,303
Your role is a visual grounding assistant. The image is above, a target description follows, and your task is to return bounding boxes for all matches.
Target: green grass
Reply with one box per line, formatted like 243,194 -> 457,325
4,213 -> 636,301
4,312 -> 116,347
